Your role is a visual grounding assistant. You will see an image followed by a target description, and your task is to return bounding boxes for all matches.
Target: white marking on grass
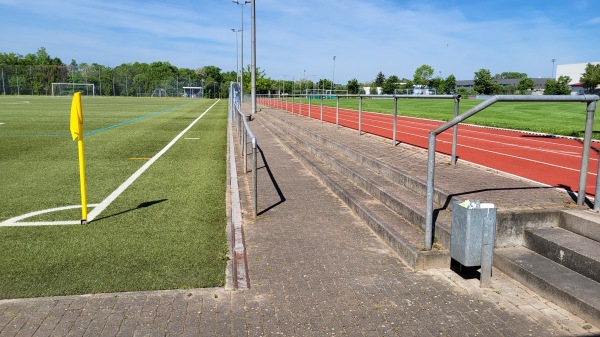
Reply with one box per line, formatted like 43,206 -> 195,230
4,101 -> 30,104
87,100 -> 220,222
1,100 -> 219,227
185,137 -> 200,140
0,123 -> 5,125
0,204 -> 99,227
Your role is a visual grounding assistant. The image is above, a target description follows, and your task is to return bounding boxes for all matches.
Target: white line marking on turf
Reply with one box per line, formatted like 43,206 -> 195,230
86,100 -> 219,222
0,204 -> 99,227
0,100 -> 219,227
185,137 -> 200,140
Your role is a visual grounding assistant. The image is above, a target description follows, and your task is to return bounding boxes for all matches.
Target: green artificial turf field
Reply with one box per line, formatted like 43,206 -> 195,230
0,96 -> 228,298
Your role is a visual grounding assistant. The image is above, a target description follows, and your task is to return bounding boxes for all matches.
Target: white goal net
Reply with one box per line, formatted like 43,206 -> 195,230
52,83 -> 95,97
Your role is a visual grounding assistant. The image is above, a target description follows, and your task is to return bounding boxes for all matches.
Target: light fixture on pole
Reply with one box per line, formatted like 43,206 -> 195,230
232,0 -> 251,103
552,58 -> 556,79
231,29 -> 241,83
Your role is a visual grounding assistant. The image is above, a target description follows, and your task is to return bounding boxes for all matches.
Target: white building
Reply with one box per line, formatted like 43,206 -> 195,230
555,62 -> 600,84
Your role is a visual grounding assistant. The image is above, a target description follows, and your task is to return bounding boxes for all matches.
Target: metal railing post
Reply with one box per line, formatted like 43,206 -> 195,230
243,128 -> 247,173
579,100 -> 596,205
308,95 -> 311,119
320,95 -> 324,123
359,95 -> 363,135
252,138 -> 257,217
336,96 -> 339,128
425,132 -> 436,250
451,96 -> 460,165
393,96 -> 398,145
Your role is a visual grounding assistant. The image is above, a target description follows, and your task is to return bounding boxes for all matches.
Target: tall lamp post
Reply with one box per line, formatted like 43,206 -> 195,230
231,29 -> 241,83
232,0 -> 250,103
331,56 -> 336,92
552,58 -> 556,79
250,0 -> 256,115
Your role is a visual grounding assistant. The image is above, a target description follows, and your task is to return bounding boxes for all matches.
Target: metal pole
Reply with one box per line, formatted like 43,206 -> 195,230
425,132 -> 436,250
320,95 -> 323,123
359,95 -> 363,135
251,0 -> 256,115
252,138 -> 257,217
451,96 -> 460,165
240,5 -> 244,104
308,95 -> 311,119
243,128 -> 247,173
393,96 -> 398,145
336,96 -> 339,128
1,68 -> 5,95
578,101 -> 596,205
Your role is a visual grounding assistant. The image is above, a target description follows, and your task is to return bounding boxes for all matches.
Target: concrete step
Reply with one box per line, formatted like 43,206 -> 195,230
259,116 -> 449,269
560,209 -> 600,242
524,227 -> 600,283
495,246 -> 600,327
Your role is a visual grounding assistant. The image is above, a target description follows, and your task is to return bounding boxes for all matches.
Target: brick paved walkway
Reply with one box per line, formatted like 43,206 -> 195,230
0,103 -> 597,336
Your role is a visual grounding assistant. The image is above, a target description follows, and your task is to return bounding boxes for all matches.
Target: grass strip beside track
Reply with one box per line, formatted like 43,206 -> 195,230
0,97 -> 228,298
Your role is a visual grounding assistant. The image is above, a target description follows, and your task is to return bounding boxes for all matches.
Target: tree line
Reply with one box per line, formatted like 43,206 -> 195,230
0,47 -> 236,97
2,48 -> 599,97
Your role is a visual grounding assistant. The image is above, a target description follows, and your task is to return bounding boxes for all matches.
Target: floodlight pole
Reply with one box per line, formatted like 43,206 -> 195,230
332,56 -> 336,91
231,29 -> 241,83
251,0 -> 257,115
233,0 -> 250,103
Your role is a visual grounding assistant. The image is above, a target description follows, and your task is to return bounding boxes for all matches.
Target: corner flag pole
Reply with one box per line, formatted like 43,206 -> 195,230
70,92 -> 88,224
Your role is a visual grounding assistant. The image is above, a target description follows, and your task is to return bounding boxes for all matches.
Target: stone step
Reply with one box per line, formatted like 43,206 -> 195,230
560,209 -> 600,242
264,110 -> 567,249
495,246 -> 600,327
524,227 -> 600,283
260,116 -> 449,269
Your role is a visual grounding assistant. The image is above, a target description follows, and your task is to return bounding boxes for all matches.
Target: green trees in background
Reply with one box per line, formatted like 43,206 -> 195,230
544,76 -> 572,95
0,48 -> 230,97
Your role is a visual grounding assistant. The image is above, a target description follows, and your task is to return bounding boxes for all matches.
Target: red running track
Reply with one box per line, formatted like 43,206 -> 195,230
259,97 -> 599,197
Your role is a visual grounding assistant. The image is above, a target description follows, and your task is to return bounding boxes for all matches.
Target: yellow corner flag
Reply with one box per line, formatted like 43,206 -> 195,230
70,92 -> 83,140
70,92 -> 88,224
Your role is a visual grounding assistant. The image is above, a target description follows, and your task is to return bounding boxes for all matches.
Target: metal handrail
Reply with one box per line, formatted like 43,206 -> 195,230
230,83 -> 258,217
424,94 -> 600,250
259,93 -> 461,162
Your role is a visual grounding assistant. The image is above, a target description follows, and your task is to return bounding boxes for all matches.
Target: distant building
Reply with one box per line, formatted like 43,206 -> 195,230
556,62 -> 600,84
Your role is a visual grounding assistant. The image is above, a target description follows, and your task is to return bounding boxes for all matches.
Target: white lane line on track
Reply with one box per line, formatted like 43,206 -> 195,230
87,100 -> 219,222
356,113 -> 595,159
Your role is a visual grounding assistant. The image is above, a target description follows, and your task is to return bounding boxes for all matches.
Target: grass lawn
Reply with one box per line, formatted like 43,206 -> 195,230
289,97 -> 599,139
0,96 -> 228,298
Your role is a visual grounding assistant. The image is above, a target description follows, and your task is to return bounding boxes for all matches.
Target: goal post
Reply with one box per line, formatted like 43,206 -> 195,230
52,83 -> 95,97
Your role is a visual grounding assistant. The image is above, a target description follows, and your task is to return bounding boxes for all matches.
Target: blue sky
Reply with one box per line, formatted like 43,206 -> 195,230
1,0 -> 599,83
